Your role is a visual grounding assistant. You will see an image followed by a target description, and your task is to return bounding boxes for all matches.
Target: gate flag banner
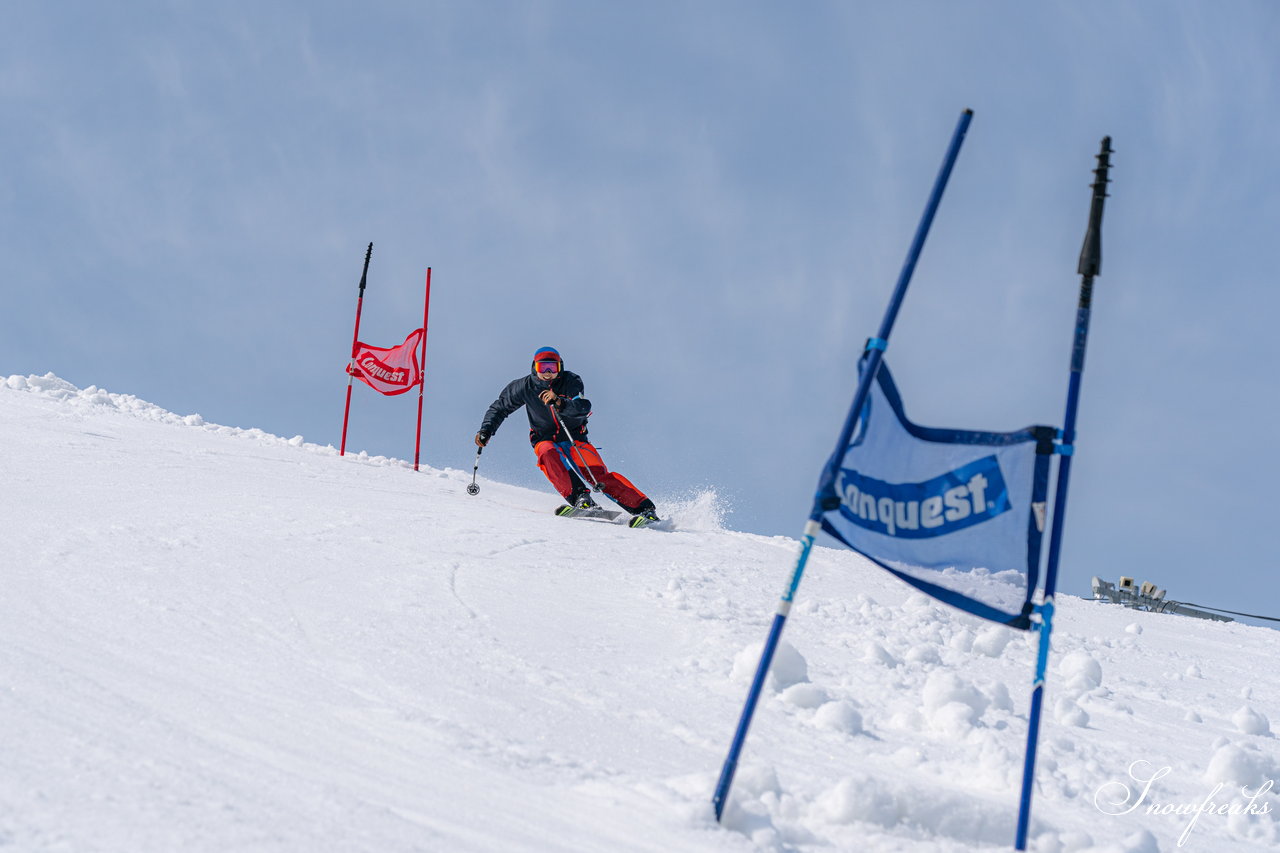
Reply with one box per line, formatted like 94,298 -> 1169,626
819,358 -> 1056,628
347,328 -> 424,396
711,117 -> 1110,850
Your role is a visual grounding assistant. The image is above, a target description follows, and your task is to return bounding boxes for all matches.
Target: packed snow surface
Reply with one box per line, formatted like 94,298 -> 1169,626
2,373 -> 1277,852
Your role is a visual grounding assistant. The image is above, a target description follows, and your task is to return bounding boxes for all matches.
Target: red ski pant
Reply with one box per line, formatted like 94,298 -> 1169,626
534,440 -> 649,512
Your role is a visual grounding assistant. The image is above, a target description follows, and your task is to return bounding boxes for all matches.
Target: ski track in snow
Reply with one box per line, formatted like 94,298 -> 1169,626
2,372 -> 1278,853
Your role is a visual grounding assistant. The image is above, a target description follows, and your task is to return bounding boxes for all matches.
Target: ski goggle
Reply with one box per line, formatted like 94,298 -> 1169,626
535,360 -> 560,374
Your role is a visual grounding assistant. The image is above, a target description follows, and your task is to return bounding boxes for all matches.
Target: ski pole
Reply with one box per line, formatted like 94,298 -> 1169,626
548,404 -> 602,490
467,446 -> 482,495
339,242 -> 373,457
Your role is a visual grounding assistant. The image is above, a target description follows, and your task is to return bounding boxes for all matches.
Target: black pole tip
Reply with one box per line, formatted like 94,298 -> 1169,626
963,108 -> 974,115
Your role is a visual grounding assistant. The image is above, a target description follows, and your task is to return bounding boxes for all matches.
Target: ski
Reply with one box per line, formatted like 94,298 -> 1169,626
554,505 -> 622,522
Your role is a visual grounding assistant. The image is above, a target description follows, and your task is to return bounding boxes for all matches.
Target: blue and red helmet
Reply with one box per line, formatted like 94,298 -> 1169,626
531,346 -> 562,375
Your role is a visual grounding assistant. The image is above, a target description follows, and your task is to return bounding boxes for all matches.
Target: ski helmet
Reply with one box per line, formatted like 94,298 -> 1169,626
532,346 -> 562,375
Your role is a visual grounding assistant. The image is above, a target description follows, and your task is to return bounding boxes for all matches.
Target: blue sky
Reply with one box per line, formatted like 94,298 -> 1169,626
5,1 -> 1279,626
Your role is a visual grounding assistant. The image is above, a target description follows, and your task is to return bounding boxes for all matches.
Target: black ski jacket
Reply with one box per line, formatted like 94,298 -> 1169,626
479,369 -> 592,446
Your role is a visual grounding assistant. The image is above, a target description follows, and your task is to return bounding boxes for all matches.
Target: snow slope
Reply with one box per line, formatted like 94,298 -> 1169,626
2,374 -> 1276,853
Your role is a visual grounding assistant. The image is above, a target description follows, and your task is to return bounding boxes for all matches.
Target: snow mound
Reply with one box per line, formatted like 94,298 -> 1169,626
1205,742 -> 1279,787
731,640 -> 808,692
813,700 -> 863,735
1060,650 -> 1104,691
1232,706 -> 1273,737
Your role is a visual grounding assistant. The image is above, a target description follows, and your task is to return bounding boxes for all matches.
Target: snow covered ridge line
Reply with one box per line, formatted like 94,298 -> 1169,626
3,373 -> 733,529
2,373 -> 415,469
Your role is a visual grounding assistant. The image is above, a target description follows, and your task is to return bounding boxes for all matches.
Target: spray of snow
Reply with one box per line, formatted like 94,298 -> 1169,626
658,488 -> 731,532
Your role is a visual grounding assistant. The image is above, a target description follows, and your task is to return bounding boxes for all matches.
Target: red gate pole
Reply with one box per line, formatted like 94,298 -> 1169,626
413,267 -> 432,471
340,242 -> 373,456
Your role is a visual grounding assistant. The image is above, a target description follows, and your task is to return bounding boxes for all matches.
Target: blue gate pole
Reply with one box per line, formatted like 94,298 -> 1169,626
1015,137 -> 1113,850
712,109 -> 974,823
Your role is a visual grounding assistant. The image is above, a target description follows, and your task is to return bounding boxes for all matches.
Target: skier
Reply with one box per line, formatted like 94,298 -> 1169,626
474,346 -> 660,528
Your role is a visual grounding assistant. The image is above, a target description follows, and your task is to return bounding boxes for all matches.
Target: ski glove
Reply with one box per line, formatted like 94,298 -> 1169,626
474,432 -> 489,447
562,397 -> 591,419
